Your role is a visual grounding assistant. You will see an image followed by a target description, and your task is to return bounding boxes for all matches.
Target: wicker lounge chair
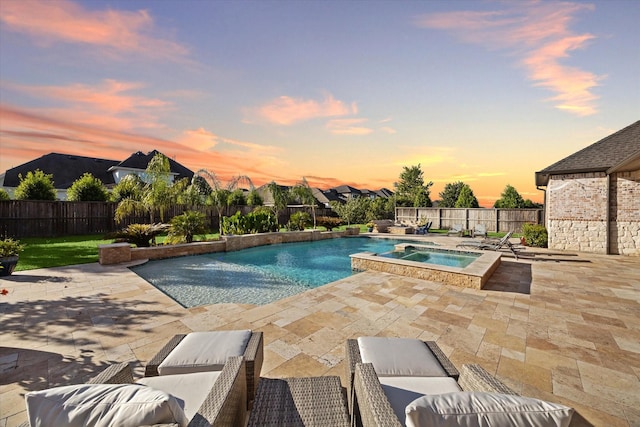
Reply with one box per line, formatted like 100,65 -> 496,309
145,330 -> 263,409
21,357 -> 247,427
457,231 -> 520,259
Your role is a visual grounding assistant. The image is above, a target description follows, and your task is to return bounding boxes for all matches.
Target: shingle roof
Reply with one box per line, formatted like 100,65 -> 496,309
3,153 -> 119,189
536,120 -> 640,186
112,150 -> 194,181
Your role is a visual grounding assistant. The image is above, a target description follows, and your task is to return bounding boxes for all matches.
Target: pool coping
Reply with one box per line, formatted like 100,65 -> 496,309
350,243 -> 501,289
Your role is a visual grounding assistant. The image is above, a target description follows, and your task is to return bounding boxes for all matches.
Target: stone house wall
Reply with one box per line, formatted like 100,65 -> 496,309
546,170 -> 640,255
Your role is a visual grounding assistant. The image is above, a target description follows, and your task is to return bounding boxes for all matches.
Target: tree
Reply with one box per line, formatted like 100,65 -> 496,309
494,184 -> 526,208
0,189 -> 10,200
330,197 -> 370,225
208,188 -> 232,234
439,182 -> 465,208
454,184 -> 479,208
247,189 -> 263,206
290,177 -> 318,229
67,173 -> 109,201
394,164 -> 432,207
368,196 -> 394,221
227,189 -> 246,207
111,174 -> 143,203
267,181 -> 289,228
14,170 -> 56,200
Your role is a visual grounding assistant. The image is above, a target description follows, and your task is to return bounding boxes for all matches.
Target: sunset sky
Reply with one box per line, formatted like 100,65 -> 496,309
1,0 -> 638,206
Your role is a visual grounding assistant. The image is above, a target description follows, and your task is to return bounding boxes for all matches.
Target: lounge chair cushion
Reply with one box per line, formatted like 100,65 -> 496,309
158,330 -> 251,375
405,391 -> 573,427
138,371 -> 221,422
25,383 -> 188,427
358,337 -> 448,377
378,376 -> 462,423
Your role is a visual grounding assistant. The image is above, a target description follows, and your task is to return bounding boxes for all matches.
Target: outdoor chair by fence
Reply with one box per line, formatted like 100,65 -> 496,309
415,221 -> 432,235
471,224 -> 487,238
146,330 -> 263,409
346,337 -> 573,427
446,224 -> 463,236
22,356 -> 247,427
457,231 -> 520,259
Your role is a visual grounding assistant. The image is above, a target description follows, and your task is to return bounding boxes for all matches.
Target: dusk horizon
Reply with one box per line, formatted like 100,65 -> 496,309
1,0 -> 639,207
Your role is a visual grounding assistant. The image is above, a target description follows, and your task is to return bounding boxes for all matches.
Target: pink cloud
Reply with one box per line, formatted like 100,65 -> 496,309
257,94 -> 356,125
414,1 -> 601,116
326,118 -> 374,135
0,0 -> 189,60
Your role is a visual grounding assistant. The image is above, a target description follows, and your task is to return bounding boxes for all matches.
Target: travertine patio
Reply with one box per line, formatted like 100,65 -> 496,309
1,236 -> 639,426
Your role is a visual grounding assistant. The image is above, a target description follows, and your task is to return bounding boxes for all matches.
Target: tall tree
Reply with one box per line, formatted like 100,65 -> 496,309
454,184 -> 480,208
394,164 -> 433,207
439,181 -> 466,208
208,188 -> 232,234
494,184 -> 526,208
267,181 -> 289,228
290,177 -> 318,229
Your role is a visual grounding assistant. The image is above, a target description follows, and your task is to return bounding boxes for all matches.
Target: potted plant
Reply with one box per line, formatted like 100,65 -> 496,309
0,238 -> 25,276
366,222 -> 375,232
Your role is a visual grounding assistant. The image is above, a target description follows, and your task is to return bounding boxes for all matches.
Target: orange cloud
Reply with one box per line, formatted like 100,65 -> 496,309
414,1 -> 601,116
326,118 -> 374,135
0,0 -> 189,61
257,94 -> 356,125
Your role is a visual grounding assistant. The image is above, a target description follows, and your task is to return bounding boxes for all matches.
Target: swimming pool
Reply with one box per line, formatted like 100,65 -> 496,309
131,237 -> 420,307
380,246 -> 480,268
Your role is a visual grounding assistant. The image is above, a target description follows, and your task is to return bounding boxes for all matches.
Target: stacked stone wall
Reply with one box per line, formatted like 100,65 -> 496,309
610,171 -> 640,256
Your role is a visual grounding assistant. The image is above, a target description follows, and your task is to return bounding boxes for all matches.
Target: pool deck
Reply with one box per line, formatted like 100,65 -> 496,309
1,235 -> 639,426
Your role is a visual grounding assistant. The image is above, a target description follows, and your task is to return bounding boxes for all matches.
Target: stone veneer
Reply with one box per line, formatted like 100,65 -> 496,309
99,228 -> 360,265
350,246 -> 501,289
546,171 -> 640,255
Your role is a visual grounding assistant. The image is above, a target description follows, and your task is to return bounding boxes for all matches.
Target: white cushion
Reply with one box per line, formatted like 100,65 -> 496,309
138,371 -> 221,421
379,376 -> 461,423
405,391 -> 574,427
358,337 -> 448,377
25,383 -> 188,427
158,330 -> 251,375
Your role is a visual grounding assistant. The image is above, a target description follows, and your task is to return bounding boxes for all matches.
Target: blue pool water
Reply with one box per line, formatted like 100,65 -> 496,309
131,237 -> 417,307
380,246 -> 480,268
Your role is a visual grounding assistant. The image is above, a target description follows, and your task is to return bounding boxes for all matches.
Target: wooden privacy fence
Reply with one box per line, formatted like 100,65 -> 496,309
395,207 -> 543,233
0,200 -> 334,238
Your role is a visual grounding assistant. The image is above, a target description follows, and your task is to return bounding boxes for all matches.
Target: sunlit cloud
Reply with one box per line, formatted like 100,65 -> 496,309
256,94 -> 357,125
326,118 -> 374,135
3,79 -> 170,131
414,1 -> 602,116
0,0 -> 189,61
380,126 -> 397,135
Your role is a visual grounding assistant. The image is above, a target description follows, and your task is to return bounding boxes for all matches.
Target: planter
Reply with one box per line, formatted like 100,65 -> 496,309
0,256 -> 19,276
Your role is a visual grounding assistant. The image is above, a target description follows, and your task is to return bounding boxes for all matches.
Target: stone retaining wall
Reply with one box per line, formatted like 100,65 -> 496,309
99,228 -> 360,265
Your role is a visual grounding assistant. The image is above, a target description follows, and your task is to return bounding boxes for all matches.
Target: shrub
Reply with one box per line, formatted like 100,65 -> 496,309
167,211 -> 207,244
109,223 -> 170,247
316,216 -> 343,231
522,223 -> 548,248
0,238 -> 25,257
287,212 -> 311,231
0,189 -> 10,200
67,173 -> 109,201
222,210 -> 277,235
14,170 -> 56,200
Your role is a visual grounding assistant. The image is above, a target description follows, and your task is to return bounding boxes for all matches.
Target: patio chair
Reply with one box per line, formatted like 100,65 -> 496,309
415,221 -> 432,235
22,356 -> 247,427
471,223 -> 487,238
146,330 -> 263,409
457,231 -> 520,259
446,224 -> 463,236
346,337 -> 573,427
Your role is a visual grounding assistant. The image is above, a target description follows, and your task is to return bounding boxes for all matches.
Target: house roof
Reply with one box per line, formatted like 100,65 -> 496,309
2,153 -> 120,189
536,120 -> 640,186
110,150 -> 194,181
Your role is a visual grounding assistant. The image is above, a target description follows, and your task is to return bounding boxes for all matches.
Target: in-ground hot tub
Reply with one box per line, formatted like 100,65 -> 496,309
350,243 -> 501,289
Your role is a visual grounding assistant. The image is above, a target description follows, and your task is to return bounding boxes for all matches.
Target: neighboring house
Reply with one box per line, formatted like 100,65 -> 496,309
535,120 -> 640,256
1,150 -> 194,200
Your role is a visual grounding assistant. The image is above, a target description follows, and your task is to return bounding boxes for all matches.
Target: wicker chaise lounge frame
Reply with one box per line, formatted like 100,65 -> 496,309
19,356 -> 247,427
145,331 -> 263,407
345,339 -> 517,427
